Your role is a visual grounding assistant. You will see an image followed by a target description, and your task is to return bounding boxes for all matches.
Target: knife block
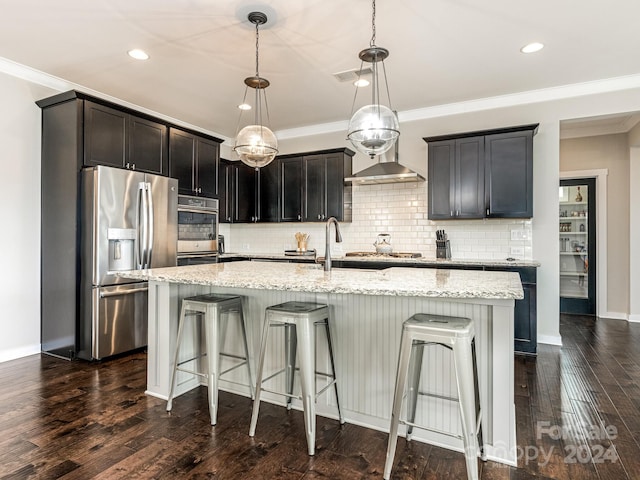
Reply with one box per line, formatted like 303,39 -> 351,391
436,240 -> 451,259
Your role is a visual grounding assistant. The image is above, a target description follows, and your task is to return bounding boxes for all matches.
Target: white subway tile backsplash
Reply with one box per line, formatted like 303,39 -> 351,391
225,182 -> 533,260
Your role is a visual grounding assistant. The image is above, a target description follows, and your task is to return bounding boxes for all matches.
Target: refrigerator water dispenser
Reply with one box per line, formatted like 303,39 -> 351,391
107,228 -> 135,271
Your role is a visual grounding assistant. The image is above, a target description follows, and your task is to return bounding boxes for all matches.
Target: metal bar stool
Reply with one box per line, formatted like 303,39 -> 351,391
249,301 -> 345,455
384,313 -> 486,480
166,293 -> 254,425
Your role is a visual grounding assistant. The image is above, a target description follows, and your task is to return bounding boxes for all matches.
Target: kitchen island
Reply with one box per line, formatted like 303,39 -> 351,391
119,261 -> 523,465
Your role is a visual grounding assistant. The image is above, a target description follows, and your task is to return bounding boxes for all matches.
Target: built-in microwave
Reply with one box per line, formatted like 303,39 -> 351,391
177,195 -> 219,264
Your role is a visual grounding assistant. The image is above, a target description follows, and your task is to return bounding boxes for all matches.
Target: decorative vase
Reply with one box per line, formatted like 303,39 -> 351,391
575,186 -> 583,202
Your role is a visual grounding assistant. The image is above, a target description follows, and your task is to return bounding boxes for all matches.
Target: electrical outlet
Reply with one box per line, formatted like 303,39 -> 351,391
510,246 -> 525,257
242,243 -> 250,251
510,229 -> 527,241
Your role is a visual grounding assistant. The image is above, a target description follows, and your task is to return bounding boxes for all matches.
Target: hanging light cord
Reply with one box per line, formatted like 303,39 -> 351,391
348,0 -> 394,122
254,19 -> 273,134
254,21 -> 261,127
370,0 -> 376,47
254,20 -> 260,77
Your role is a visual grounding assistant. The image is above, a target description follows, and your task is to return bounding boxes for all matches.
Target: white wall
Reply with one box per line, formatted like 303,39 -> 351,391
0,73 -> 56,362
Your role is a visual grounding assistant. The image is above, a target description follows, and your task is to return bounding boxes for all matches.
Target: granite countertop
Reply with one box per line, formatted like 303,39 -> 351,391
118,261 -> 523,300
219,252 -> 540,268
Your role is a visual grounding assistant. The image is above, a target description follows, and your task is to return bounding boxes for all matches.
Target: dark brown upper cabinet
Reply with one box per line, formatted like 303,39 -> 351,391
484,129 -> 535,218
84,100 -> 168,175
259,159 -> 280,222
219,148 -> 353,224
280,157 -> 303,222
424,124 -> 538,219
278,149 -> 353,223
427,136 -> 485,219
37,91 -> 223,182
220,159 -> 279,224
169,127 -> 220,198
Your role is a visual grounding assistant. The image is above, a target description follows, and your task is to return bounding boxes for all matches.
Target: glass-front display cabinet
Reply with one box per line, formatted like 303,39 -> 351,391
559,179 -> 595,314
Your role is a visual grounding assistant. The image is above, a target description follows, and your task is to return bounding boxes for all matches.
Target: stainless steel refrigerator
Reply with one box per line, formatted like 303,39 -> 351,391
77,166 -> 177,360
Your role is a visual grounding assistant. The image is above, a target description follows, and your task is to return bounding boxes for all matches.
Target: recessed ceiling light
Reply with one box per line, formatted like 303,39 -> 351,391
520,42 -> 544,54
128,49 -> 149,60
354,78 -> 370,87
238,103 -> 252,110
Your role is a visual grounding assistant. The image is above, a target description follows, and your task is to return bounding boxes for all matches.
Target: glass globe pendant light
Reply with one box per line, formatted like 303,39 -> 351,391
347,0 -> 399,158
234,11 -> 278,168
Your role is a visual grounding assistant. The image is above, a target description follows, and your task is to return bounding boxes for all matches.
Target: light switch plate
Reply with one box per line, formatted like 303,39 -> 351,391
510,246 -> 525,256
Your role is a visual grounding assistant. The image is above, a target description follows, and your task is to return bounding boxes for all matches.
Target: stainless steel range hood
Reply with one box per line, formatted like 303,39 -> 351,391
345,135 -> 425,185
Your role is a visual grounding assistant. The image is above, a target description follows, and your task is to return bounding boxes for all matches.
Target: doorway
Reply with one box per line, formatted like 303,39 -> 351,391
559,178 -> 596,315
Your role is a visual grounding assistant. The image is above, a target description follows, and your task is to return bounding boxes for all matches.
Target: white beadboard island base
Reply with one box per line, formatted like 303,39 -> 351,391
120,262 -> 523,466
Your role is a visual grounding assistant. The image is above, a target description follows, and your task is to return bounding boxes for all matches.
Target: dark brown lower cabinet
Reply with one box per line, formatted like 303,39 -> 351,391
485,266 -> 537,355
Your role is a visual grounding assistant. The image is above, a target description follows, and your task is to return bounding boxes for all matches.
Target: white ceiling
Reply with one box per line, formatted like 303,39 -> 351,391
1,0 -> 640,140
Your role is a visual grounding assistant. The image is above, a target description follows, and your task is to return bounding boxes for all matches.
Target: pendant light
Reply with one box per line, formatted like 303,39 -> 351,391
233,11 -> 278,168
347,0 -> 399,158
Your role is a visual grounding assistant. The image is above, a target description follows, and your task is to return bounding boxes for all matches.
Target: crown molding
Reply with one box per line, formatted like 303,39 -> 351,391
0,56 -> 231,142
4,55 -> 640,143
275,120 -> 348,140
275,74 -> 640,139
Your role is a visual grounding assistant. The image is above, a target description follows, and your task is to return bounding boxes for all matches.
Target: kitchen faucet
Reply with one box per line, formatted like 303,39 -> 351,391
324,217 -> 342,272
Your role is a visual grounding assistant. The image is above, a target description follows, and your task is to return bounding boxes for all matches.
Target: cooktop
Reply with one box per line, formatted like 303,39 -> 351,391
345,252 -> 423,259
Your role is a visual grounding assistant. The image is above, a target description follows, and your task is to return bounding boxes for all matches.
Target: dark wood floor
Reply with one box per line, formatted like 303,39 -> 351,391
2,314 -> 640,479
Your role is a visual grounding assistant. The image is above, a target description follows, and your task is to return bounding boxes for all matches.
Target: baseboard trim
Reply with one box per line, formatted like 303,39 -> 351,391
599,311 -> 629,321
0,344 -> 41,364
627,314 -> 640,323
538,334 -> 563,346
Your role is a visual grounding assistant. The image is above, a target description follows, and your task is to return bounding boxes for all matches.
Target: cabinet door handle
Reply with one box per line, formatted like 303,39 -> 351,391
297,214 -> 301,221
227,216 -> 231,222
486,208 -> 490,216
132,163 -> 136,170
317,214 -> 321,220
126,162 -> 130,169
456,210 -> 460,216
451,210 -> 453,217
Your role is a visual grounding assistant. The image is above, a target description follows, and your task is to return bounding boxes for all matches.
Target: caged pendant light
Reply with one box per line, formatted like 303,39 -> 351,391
233,11 -> 278,168
347,0 -> 399,158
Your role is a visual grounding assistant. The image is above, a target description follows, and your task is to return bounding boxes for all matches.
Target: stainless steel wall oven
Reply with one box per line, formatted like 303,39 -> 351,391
177,195 -> 219,265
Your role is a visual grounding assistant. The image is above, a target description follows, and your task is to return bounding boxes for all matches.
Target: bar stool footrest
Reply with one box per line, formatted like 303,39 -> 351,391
401,419 -> 464,440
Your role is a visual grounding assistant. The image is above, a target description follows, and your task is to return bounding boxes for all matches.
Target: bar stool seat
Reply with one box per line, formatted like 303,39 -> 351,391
384,313 -> 486,480
249,301 -> 344,455
166,293 -> 254,425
